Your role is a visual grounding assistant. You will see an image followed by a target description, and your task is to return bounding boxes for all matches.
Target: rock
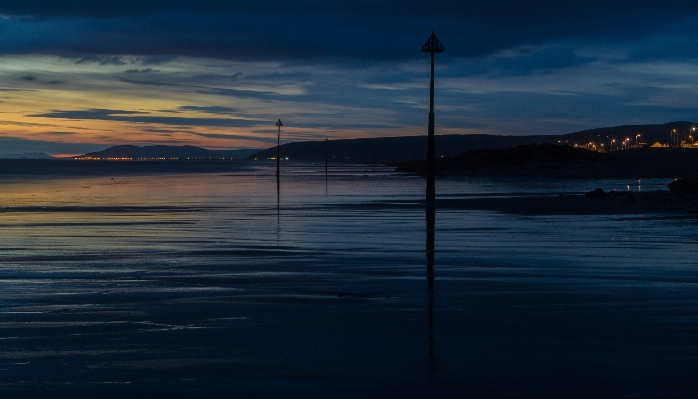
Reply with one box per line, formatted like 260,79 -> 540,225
585,188 -> 609,198
622,194 -> 637,203
668,179 -> 698,196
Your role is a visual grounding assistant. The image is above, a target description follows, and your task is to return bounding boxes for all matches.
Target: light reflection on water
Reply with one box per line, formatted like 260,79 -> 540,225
0,164 -> 697,397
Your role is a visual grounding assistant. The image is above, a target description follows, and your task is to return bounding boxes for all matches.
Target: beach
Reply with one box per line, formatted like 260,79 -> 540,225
1,163 -> 698,398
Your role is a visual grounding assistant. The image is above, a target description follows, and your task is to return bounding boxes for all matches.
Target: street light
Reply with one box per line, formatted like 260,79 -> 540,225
672,129 -> 677,147
611,139 -> 616,151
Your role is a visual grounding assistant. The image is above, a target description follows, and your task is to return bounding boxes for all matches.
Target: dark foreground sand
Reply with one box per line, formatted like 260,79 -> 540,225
397,147 -> 698,179
359,190 -> 698,216
3,172 -> 698,399
435,191 -> 698,215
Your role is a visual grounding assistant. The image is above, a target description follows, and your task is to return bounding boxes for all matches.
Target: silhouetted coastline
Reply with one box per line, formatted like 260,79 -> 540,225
395,145 -> 698,179
248,121 -> 698,164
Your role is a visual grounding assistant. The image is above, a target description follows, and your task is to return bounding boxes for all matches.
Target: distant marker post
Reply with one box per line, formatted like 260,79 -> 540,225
276,119 -> 283,179
421,31 -> 445,202
325,138 -> 328,179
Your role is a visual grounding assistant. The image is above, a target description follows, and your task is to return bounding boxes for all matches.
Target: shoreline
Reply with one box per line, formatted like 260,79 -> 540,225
395,147 -> 698,180
358,190 -> 698,216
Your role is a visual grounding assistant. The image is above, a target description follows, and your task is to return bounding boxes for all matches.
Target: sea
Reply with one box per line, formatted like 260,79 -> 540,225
1,161 -> 697,398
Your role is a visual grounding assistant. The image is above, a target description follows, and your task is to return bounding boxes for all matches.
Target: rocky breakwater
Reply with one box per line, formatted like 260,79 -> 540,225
395,144 -> 698,179
668,177 -> 698,197
582,186 -> 698,214
395,143 -> 601,177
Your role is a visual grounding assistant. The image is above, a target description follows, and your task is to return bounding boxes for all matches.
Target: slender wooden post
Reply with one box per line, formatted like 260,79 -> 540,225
426,205 -> 436,371
325,138 -> 328,179
275,119 -> 283,179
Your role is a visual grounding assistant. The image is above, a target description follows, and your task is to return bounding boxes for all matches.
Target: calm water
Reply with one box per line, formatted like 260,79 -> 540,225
1,163 -> 697,398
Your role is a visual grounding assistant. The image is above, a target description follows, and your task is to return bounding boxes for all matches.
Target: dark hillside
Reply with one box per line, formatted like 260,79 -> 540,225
79,145 -> 260,159
248,121 -> 697,164
248,134 -> 555,164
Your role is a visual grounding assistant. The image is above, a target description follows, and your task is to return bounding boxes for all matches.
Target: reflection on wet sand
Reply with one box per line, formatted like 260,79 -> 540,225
425,205 -> 440,374
3,168 -> 698,398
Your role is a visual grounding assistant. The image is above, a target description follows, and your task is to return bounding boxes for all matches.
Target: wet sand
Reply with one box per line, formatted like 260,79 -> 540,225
347,189 -> 697,216
2,169 -> 698,398
435,191 -> 698,215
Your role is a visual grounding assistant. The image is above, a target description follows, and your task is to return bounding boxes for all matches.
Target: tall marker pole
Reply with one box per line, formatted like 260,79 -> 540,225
276,119 -> 283,179
421,32 -> 445,202
325,138 -> 328,178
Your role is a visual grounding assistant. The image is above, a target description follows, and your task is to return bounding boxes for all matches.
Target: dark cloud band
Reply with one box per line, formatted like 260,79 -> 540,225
1,1 -> 698,61
30,108 -> 263,128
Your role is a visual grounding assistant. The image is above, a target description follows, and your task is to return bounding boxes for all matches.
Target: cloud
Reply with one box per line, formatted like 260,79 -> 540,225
30,108 -> 264,128
74,55 -> 129,65
0,135 -> 107,155
178,106 -> 240,115
198,87 -> 298,101
118,77 -> 173,86
0,1 -> 697,63
186,131 -> 278,143
2,1 -> 698,150
41,131 -> 79,135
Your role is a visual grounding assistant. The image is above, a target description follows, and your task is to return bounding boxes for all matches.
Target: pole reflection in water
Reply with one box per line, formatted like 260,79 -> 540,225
425,204 -> 440,373
276,173 -> 281,234
325,138 -> 329,196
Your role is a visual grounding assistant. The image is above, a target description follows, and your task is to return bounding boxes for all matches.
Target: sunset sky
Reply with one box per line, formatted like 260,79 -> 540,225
2,1 -> 698,155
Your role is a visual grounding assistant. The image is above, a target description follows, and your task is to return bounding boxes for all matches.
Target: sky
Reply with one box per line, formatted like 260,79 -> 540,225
2,0 -> 698,155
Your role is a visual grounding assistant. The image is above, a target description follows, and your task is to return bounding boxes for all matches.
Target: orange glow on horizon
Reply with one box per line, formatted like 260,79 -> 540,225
52,154 -> 82,158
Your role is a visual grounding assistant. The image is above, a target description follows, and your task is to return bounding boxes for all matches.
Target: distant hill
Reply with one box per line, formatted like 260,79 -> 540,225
78,145 -> 260,160
249,134 -> 556,164
248,121 -> 697,164
0,152 -> 53,159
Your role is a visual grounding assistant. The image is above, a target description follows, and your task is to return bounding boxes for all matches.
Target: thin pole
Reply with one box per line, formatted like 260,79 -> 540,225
426,51 -> 436,202
426,206 -> 435,341
276,120 -> 281,231
276,123 -> 281,179
325,138 -> 328,177
426,204 -> 437,372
